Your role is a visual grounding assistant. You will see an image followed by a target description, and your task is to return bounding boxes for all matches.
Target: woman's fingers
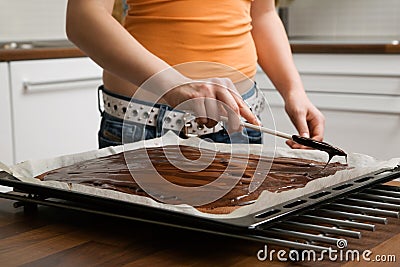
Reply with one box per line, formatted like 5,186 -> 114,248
284,97 -> 325,149
215,78 -> 260,127
191,97 -> 208,125
204,97 -> 219,128
229,90 -> 260,126
308,112 -> 325,141
215,88 -> 241,131
164,78 -> 258,131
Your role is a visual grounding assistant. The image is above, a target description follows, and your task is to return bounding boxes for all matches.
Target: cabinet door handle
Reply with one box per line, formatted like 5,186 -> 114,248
23,77 -> 102,92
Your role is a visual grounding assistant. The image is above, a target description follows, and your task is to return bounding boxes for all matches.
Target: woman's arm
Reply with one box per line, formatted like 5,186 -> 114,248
66,0 -> 259,129
66,0 -> 173,89
251,0 -> 325,147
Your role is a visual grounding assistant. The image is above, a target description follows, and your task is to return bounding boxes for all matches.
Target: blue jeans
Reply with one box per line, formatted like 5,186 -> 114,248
98,85 -> 263,148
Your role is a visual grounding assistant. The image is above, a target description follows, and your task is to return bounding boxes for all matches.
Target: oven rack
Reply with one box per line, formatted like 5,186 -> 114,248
0,165 -> 399,251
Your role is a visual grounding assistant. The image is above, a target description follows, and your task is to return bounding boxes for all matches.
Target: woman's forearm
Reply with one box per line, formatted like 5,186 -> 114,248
251,1 -> 325,143
66,0 -> 185,92
251,3 -> 304,100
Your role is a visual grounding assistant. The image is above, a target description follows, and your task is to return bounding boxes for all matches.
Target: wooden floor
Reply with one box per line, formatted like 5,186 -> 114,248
0,183 -> 399,266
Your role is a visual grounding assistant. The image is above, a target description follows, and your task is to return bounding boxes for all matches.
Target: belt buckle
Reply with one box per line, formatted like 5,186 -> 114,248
182,113 -> 199,138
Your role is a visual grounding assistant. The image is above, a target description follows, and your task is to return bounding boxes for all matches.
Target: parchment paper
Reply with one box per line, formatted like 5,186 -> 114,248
2,131 -> 400,219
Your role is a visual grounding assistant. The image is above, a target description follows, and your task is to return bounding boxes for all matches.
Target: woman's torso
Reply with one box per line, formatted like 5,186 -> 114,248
104,0 -> 257,99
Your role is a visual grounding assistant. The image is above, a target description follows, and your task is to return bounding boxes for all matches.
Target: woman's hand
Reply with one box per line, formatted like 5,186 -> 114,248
283,90 -> 325,149
163,78 -> 260,132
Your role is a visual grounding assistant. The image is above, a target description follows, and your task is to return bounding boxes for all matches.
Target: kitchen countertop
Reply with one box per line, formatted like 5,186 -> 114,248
0,40 -> 85,61
1,37 -> 400,62
0,181 -> 399,266
290,36 -> 400,54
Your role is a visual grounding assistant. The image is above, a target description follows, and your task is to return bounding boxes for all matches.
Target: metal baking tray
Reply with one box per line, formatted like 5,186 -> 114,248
0,165 -> 399,251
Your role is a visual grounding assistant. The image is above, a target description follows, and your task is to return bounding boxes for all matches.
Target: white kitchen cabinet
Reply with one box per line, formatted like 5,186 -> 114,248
10,58 -> 102,163
0,63 -> 13,192
256,54 -> 400,160
0,63 -> 14,165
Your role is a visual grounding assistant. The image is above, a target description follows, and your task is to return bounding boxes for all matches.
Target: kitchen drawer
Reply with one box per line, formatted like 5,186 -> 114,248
262,88 -> 400,115
0,62 -> 13,165
293,54 -> 400,77
10,58 -> 102,163
257,54 -> 400,96
0,63 -> 13,192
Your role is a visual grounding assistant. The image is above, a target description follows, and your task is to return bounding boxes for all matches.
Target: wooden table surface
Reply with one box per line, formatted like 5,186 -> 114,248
1,182 -> 400,266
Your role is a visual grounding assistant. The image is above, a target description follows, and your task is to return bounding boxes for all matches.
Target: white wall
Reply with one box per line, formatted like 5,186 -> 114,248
0,0 -> 68,42
288,0 -> 400,37
1,0 -> 399,42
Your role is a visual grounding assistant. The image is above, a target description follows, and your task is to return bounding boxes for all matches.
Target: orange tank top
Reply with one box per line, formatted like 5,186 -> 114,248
124,0 -> 257,82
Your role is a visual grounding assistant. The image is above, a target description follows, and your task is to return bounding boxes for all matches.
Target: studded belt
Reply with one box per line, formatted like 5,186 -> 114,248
101,85 -> 265,137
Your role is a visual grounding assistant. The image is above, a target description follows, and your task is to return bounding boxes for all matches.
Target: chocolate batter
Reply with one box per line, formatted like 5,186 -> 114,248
36,145 -> 349,214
